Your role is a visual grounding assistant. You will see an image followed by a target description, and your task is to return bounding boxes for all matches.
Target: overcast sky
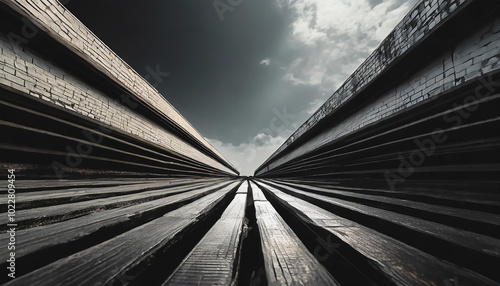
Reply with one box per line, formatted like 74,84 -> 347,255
65,0 -> 418,175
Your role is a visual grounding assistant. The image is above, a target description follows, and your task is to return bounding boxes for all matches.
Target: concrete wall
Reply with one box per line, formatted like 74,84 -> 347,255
0,0 -> 237,175
256,0 -> 500,176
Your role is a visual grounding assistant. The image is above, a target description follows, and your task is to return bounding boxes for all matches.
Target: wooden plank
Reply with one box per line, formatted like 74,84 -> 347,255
14,178 -> 153,191
249,181 -> 267,201
0,143 -> 228,177
236,180 -> 248,193
272,180 -> 500,231
262,118 -> 500,178
256,181 -> 499,286
275,178 -> 500,211
252,183 -> 339,285
3,182 -> 238,286
11,178 -> 219,210
262,181 -> 500,259
0,120 -> 232,175
285,177 -> 500,201
0,181 -> 238,261
0,180 -> 218,227
163,192 -> 247,285
256,90 -> 500,177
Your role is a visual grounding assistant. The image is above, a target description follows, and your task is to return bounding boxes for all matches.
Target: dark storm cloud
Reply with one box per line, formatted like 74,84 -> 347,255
65,0 -> 294,145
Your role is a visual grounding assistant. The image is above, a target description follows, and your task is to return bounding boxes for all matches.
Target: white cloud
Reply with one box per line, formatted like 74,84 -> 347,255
210,1 -> 418,176
206,103 -> 300,175
282,72 -> 312,86
280,0 -> 417,94
260,58 -> 271,65
305,98 -> 324,115
207,130 -> 293,176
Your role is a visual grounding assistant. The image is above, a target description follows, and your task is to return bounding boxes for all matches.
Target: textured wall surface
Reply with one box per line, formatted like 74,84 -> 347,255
0,0 -> 237,175
257,0 -> 500,175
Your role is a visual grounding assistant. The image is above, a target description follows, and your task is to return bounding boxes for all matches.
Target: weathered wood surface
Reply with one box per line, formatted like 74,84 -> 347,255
0,110 -> 237,177
259,180 -> 500,261
163,182 -> 248,285
4,181 -> 240,286
0,180 -> 223,227
250,181 -> 268,201
13,178 -> 151,190
2,176 -> 499,285
1,178 -> 223,215
0,181 -> 236,263
254,180 -> 500,286
256,82 -> 500,186
269,179 -> 500,236
276,178 -> 500,210
251,182 -> 339,286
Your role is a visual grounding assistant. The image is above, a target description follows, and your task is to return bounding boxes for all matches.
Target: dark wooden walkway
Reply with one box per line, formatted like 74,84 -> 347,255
2,177 -> 498,286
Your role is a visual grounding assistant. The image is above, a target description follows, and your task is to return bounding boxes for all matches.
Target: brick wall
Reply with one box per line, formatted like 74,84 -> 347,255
0,22 -> 236,175
0,0 -> 237,175
0,0 -> 234,171
257,0 -> 500,175
262,0 -> 474,167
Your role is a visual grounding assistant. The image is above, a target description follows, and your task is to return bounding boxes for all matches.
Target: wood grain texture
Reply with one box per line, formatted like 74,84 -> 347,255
256,180 -> 499,286
3,182 -> 239,286
250,181 -> 267,201
1,180 -> 220,227
270,180 -> 500,235
252,183 -> 339,286
0,181 -> 237,261
163,192 -> 247,285
262,181 -> 500,259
